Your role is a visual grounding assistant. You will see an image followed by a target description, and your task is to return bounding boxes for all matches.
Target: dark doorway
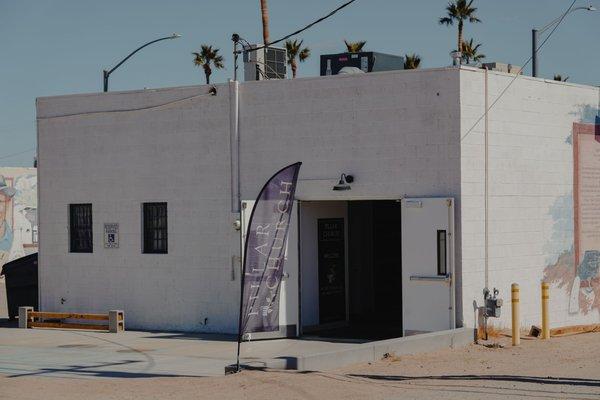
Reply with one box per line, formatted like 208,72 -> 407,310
372,201 -> 403,324
307,200 -> 402,341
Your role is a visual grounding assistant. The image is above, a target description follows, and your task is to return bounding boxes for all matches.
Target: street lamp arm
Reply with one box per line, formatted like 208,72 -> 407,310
106,34 -> 180,76
532,5 -> 595,77
537,6 -> 595,35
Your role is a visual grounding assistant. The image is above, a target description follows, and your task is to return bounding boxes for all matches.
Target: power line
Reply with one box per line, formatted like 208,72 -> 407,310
0,147 -> 36,162
37,91 -> 214,121
250,0 -> 357,51
460,0 -> 578,142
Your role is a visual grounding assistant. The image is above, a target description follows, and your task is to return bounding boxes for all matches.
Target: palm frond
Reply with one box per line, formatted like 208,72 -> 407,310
460,38 -> 485,65
192,45 -> 225,70
344,40 -> 366,53
404,53 -> 421,69
285,38 -> 310,72
285,39 -> 301,63
439,16 -> 454,25
441,0 -> 481,23
299,47 -> 310,62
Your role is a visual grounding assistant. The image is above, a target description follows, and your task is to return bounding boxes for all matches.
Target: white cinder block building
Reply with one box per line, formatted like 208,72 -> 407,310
36,66 -> 600,337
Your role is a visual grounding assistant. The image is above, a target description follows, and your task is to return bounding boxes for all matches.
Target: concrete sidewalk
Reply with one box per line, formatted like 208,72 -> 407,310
0,323 -> 473,379
2,330 -> 599,400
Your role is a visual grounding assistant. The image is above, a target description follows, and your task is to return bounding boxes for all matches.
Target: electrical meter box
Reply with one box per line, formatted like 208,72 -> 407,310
484,288 -> 503,318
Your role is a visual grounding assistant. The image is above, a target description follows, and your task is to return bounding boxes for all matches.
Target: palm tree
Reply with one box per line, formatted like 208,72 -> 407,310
439,0 -> 481,54
404,53 -> 422,69
344,40 -> 366,53
192,45 -> 224,84
285,39 -> 310,78
460,38 -> 485,65
260,0 -> 270,45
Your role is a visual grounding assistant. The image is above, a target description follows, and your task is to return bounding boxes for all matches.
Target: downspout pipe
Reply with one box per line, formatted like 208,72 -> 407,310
484,66 -> 489,291
229,79 -> 240,213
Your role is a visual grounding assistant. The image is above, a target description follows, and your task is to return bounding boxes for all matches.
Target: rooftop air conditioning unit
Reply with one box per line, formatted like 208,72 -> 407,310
482,62 -> 523,75
320,51 -> 404,76
243,45 -> 287,81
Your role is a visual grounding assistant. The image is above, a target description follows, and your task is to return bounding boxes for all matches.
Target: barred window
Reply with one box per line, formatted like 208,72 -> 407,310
69,204 -> 93,253
143,203 -> 168,254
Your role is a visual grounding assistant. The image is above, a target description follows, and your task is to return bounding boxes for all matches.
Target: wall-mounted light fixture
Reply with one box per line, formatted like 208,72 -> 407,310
332,173 -> 354,191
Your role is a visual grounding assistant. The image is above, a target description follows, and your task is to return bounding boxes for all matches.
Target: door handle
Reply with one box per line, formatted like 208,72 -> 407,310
409,274 -> 451,283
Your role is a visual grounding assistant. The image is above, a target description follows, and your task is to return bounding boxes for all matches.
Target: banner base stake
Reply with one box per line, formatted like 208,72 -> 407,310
224,364 -> 242,375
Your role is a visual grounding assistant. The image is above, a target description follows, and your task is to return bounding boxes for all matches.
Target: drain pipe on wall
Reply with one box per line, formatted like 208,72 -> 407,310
229,79 -> 240,213
482,66 -> 491,339
484,67 -> 489,291
229,79 -> 243,283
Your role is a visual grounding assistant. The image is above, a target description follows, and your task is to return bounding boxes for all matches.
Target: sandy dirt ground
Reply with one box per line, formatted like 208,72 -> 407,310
1,331 -> 599,400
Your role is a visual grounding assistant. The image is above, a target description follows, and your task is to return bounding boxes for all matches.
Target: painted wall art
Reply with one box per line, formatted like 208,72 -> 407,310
544,121 -> 600,315
0,168 -> 37,267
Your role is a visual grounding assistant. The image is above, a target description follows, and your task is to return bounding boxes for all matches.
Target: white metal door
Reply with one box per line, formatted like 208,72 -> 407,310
401,198 -> 455,334
241,200 -> 299,338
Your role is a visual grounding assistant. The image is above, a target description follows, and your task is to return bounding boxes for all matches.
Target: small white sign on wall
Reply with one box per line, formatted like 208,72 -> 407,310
104,223 -> 119,248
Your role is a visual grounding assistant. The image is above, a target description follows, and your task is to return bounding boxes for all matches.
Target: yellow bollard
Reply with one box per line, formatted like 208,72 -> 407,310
542,282 -> 550,339
511,283 -> 520,346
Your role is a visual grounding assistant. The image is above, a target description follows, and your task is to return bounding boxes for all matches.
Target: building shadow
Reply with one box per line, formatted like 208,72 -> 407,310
6,359 -> 203,379
140,331 -> 237,342
0,318 -> 17,328
349,373 -> 600,387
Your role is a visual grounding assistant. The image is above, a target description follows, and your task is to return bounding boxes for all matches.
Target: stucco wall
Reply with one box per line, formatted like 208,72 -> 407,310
459,67 -> 600,330
37,68 -> 462,333
37,86 -> 240,332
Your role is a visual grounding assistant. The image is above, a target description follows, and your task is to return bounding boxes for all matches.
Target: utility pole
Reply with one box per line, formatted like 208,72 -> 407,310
232,34 -> 240,81
260,0 -> 270,45
531,29 -> 538,78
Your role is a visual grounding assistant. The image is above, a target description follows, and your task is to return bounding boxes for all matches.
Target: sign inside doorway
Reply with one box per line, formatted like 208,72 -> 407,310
318,218 -> 346,324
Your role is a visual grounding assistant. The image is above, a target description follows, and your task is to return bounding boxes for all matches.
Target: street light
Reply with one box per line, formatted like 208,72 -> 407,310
102,33 -> 181,92
532,5 -> 595,77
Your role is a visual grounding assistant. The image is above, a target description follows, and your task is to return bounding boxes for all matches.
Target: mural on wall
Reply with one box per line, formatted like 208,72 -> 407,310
544,116 -> 600,315
0,168 -> 37,268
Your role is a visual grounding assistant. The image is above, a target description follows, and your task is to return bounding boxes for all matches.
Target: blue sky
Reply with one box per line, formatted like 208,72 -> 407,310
1,0 -> 599,166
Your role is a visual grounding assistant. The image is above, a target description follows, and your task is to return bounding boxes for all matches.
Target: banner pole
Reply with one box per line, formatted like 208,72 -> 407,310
236,200 -> 246,372
236,275 -> 244,371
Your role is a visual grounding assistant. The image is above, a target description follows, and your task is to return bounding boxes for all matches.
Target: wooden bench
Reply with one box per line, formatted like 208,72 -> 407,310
19,307 -> 124,333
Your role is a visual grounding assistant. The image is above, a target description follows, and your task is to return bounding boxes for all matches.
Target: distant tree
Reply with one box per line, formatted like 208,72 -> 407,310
460,38 -> 485,65
553,74 -> 569,82
285,39 -> 310,78
404,53 -> 422,69
344,40 -> 367,53
439,0 -> 481,54
192,45 -> 224,84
